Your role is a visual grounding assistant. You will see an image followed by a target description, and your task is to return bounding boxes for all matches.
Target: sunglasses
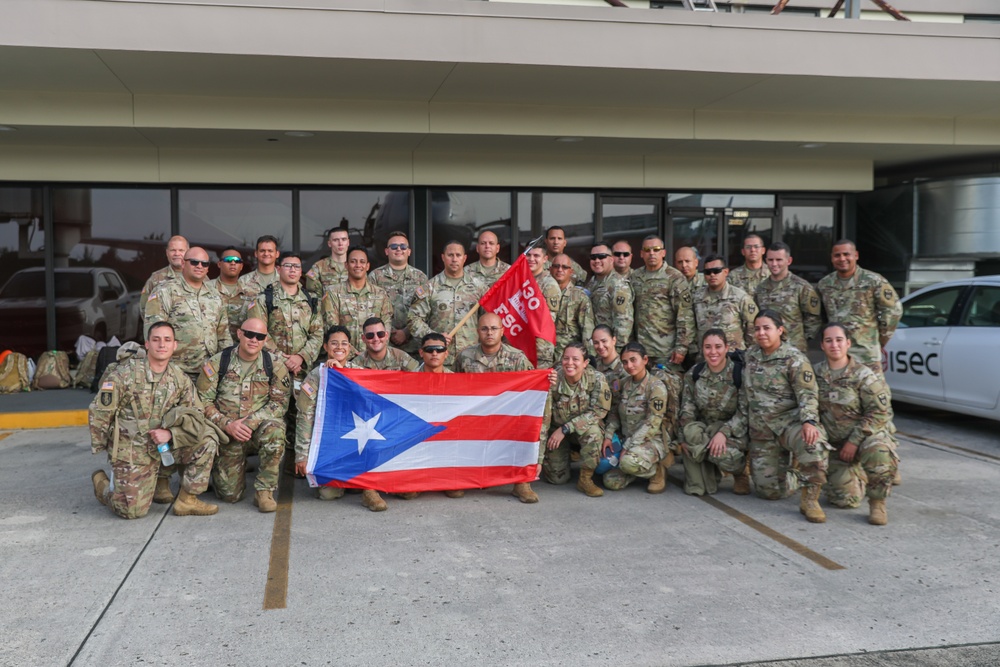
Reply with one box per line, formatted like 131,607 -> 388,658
550,264 -> 571,271
590,253 -> 611,260
703,267 -> 726,275
241,329 -> 267,341
363,330 -> 388,340
613,251 -> 631,258
641,246 -> 664,253
422,346 -> 447,354
220,257 -> 243,263
186,259 -> 211,268
388,243 -> 409,251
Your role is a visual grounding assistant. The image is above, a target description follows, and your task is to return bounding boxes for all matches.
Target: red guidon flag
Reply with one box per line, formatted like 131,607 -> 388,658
479,253 -> 556,367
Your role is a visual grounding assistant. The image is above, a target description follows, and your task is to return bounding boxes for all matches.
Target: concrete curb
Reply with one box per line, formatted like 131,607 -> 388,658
0,409 -> 88,430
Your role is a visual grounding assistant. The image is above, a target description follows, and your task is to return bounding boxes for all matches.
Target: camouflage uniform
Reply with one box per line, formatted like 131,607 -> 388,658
368,263 -> 429,356
631,264 -> 695,373
816,267 -> 902,373
586,272 -> 633,352
89,357 -> 214,519
754,275 -> 822,353
685,273 -> 706,291
602,372 -> 668,489
727,264 -> 769,297
742,341 -> 830,500
248,286 -> 323,382
454,342 -> 532,374
595,355 -> 628,403
553,285 -> 596,361
534,272 -> 562,369
408,273 -> 486,370
354,347 -> 420,371
139,265 -> 180,315
541,367 -> 612,484
239,269 -> 279,295
544,256 -> 588,286
197,350 -> 292,501
692,282 -> 758,352
815,358 -> 898,508
304,256 -> 347,296
650,366 -> 683,456
144,279 -> 231,378
207,278 -> 257,342
678,359 -> 749,495
294,363 -> 357,469
321,281 -> 394,354
466,259 -> 510,288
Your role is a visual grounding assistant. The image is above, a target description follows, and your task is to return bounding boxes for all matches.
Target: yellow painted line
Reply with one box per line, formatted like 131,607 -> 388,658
0,432 -> 11,441
0,410 -> 88,430
263,469 -> 295,610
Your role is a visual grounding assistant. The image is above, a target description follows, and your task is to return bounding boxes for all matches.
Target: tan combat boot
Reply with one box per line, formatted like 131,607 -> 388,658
444,490 -> 465,498
646,460 -> 667,494
576,468 -> 604,497
153,476 -> 175,504
253,489 -> 277,513
317,487 -> 344,501
868,498 -> 888,526
511,483 -> 538,504
661,450 -> 676,469
733,461 -> 751,495
800,486 -> 826,523
361,489 -> 388,512
892,469 -> 902,486
174,489 -> 219,516
396,492 -> 420,500
92,470 -> 110,506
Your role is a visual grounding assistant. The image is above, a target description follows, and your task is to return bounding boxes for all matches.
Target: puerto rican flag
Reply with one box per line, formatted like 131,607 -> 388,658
306,367 -> 549,493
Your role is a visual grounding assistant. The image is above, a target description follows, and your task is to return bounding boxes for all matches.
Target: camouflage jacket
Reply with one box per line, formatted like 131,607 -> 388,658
816,267 -> 902,366
534,272 -> 562,369
466,259 -> 510,287
586,272 -> 633,351
354,347 -> 420,371
727,264 -> 769,296
754,274 -> 822,353
321,281 -> 394,351
248,285 -> 323,373
196,349 -> 291,432
604,371 -> 667,455
650,366 -> 683,447
631,263 -> 695,360
139,265 -> 180,314
207,278 -> 257,342
144,279 -> 231,377
455,342 -> 532,373
544,256 -> 588,286
545,366 -> 611,433
294,364 -> 325,463
553,284 -> 596,360
89,356 -> 195,458
679,358 -> 748,445
238,269 -> 280,295
742,341 -> 821,435
408,272 -> 486,367
815,357 -> 893,447
368,263 -> 429,352
595,355 -> 628,402
692,282 -> 758,351
304,256 -> 347,296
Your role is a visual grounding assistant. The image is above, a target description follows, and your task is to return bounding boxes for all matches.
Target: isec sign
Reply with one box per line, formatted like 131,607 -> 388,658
883,350 -> 940,377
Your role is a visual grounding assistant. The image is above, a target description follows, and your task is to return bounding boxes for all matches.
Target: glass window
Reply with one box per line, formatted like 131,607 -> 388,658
0,186 -> 45,293
300,190 -> 410,271
600,199 -> 656,271
431,191 -> 511,276
671,212 -> 719,261
520,192 -> 593,267
960,286 -> 1000,327
727,215 -> 773,269
781,203 -> 836,283
899,286 -> 964,328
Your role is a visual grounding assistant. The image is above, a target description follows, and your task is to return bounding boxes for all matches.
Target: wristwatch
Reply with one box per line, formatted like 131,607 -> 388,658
561,424 -> 571,435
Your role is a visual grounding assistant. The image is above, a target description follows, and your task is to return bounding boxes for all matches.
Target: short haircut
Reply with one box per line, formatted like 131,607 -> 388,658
744,233 -> 764,244
702,253 -> 726,268
621,341 -> 648,358
612,239 -> 632,249
387,230 -> 409,242
219,246 -> 241,259
279,251 -> 301,263
832,238 -> 856,250
325,325 -> 351,344
442,240 -> 466,253
642,234 -> 663,244
328,227 -> 349,240
591,243 -> 612,254
767,241 -> 791,255
546,226 -> 566,237
147,321 -> 175,337
362,317 -> 385,331
256,235 -> 279,249
701,328 -> 727,346
755,308 -> 785,329
347,245 -> 368,260
421,332 -> 447,346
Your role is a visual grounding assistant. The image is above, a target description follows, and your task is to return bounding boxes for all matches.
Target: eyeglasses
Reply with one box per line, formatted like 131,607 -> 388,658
363,330 -> 388,340
703,267 -> 726,275
387,243 -> 409,251
550,264 -> 571,271
743,244 -> 764,250
590,253 -> 611,260
186,259 -> 211,268
479,326 -> 502,333
240,329 -> 267,341
612,251 -> 631,258
220,256 -> 243,264
280,263 -> 302,270
422,346 -> 447,354
641,246 -> 664,253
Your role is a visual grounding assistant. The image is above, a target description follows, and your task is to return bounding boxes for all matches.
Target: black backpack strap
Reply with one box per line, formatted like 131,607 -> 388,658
264,283 -> 275,315
300,287 -> 318,313
261,350 -> 273,382
216,345 -> 235,391
732,360 -> 743,390
692,361 -> 706,383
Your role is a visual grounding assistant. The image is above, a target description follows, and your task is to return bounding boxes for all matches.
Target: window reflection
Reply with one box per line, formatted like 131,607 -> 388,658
727,216 -> 773,269
520,192 -> 594,270
782,203 -> 836,283
671,212 -> 718,261
431,191 -> 510,276
0,187 -> 44,291
601,201 -> 656,271
300,190 -> 410,271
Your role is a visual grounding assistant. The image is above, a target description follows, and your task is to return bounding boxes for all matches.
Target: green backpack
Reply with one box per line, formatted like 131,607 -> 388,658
0,351 -> 31,394
32,350 -> 72,390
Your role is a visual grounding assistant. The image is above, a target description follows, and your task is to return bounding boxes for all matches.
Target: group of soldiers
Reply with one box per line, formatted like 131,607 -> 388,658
89,225 -> 903,525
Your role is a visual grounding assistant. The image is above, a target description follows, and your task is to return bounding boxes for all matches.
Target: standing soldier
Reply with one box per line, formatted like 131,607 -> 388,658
525,246 -> 561,369
755,242 -> 822,353
630,235 -> 695,375
239,235 -> 281,294
321,246 -> 393,354
692,254 -> 757,354
586,243 -> 633,353
728,233 -> 770,296
674,246 -> 705,291
197,317 -> 291,513
549,253 -> 595,360
139,235 -> 189,314
368,232 -> 428,357
543,226 -> 587,286
612,240 -> 634,280
305,226 -> 349,295
89,321 -> 218,519
408,241 -> 486,370
354,318 -> 419,371
208,247 -> 256,342
466,230 -> 510,287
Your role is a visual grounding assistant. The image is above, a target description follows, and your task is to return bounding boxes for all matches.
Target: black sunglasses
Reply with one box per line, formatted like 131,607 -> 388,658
703,267 -> 726,275
612,251 -> 631,258
363,330 -> 388,340
241,329 -> 267,341
422,346 -> 447,354
186,259 -> 211,268
590,253 -> 611,260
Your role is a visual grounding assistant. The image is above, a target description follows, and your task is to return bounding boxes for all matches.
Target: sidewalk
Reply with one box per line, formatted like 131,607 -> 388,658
0,388 -> 92,429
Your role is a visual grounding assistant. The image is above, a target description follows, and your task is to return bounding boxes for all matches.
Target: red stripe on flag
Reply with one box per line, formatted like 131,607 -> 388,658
338,367 -> 549,395
425,415 -> 543,442
329,465 -> 540,493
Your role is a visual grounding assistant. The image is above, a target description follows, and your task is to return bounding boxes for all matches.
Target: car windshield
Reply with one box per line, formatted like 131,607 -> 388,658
0,272 -> 92,299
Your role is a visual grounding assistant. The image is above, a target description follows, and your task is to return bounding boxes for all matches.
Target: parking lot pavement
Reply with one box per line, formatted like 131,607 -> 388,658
1,410 -> 999,667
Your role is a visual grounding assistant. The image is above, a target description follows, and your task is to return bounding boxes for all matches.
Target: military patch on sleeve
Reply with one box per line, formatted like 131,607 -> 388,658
810,296 -> 819,308
202,363 -> 215,379
615,296 -> 626,306
603,388 -> 612,402
612,379 -> 620,392
282,374 -> 291,388
147,292 -> 158,302
878,393 -> 888,406
652,398 -> 665,413
883,289 -> 894,301
306,268 -> 317,279
802,370 -> 814,384
101,381 -> 114,391
414,285 -> 426,299
302,381 -> 315,397
100,391 -> 113,406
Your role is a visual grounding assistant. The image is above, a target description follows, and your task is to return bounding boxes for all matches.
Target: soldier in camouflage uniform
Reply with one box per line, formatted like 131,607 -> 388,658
549,253 -> 595,360
368,232 -> 429,357
542,343 -> 612,496
678,328 -> 750,496
727,233 -> 770,296
197,317 -> 292,513
139,235 -> 188,315
816,323 -> 897,525
674,246 -> 705,291
89,321 -> 218,519
630,235 -> 695,374
416,332 -> 452,374
586,244 -> 633,353
408,241 -> 486,371
755,242 -> 822,353
612,240 -> 634,280
208,246 -> 257,342
239,235 -> 281,294
743,309 -> 830,523
304,227 -> 349,296
692,254 -> 757,354
354,318 -> 420,371
526,246 -> 561,369
592,325 -> 628,403
543,226 -> 587,286
465,230 -> 510,288
322,246 -> 394,355
602,342 -> 670,493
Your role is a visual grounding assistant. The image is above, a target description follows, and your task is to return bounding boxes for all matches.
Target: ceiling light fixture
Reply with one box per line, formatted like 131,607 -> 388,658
284,131 -> 315,138
800,143 -> 826,149
0,125 -> 17,132
555,137 -> 584,143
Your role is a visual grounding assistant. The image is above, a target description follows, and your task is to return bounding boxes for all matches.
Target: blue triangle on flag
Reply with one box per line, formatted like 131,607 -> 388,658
311,368 -> 445,484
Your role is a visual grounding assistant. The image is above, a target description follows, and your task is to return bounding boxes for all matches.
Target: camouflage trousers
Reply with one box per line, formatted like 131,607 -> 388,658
542,424 -> 604,484
748,423 -> 830,500
212,419 -> 285,502
825,434 -> 898,508
603,438 -> 661,490
103,437 -> 215,520
680,421 -> 746,497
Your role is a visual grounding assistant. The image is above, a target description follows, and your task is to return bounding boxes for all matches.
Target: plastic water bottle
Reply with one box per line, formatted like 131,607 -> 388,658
157,441 -> 175,466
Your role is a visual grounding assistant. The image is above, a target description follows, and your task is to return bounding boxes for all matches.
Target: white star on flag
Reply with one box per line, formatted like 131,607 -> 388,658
341,411 -> 385,454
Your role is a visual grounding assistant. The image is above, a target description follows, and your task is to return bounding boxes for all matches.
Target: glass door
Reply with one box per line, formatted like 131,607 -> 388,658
599,196 -> 662,271
726,212 -> 774,269
669,209 -> 720,261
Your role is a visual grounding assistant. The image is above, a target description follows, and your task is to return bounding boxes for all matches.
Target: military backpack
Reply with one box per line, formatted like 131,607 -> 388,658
31,350 -> 72,390
0,351 -> 31,393
691,349 -> 745,389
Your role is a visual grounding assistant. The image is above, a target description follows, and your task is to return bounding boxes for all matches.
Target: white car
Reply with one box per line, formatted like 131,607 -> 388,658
883,276 -> 1000,421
